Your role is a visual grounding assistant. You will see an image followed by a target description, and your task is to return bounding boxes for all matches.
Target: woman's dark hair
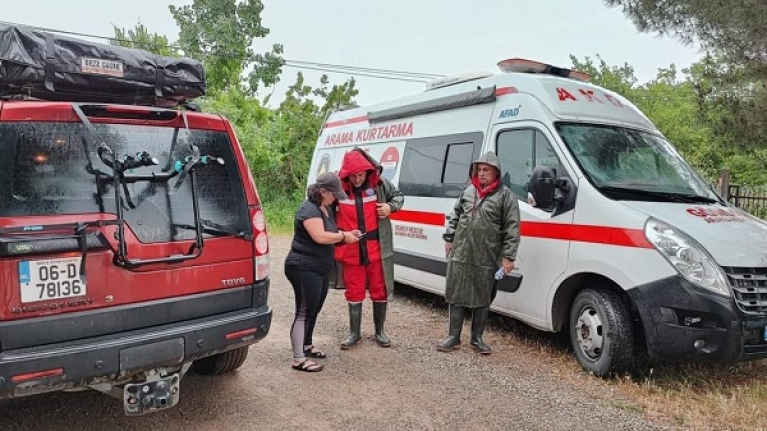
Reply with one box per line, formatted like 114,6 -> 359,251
307,183 -> 323,205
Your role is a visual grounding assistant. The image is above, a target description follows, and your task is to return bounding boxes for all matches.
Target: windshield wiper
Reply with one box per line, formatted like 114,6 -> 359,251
173,220 -> 250,239
599,186 -> 719,203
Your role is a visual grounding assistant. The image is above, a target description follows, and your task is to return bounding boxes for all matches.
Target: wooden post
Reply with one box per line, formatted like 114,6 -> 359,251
718,168 -> 731,201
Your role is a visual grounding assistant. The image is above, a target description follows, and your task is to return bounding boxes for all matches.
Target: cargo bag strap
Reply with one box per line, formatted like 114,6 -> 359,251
44,32 -> 56,92
154,63 -> 165,98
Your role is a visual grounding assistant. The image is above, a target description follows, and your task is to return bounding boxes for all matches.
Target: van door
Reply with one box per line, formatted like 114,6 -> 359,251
492,122 -> 576,328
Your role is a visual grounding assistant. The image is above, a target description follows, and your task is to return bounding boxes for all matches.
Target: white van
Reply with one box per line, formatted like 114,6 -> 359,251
307,58 -> 767,376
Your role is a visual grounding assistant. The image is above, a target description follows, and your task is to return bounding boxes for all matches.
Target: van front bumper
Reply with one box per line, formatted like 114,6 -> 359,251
628,275 -> 767,363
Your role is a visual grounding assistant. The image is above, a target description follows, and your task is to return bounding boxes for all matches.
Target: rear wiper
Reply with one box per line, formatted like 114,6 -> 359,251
599,186 -> 719,203
173,220 -> 250,240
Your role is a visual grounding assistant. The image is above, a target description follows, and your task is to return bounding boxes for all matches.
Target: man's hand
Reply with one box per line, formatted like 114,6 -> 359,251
445,242 -> 453,256
502,257 -> 515,274
377,203 -> 392,218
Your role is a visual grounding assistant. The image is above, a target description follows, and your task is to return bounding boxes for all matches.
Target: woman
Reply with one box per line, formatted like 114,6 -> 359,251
284,172 -> 360,372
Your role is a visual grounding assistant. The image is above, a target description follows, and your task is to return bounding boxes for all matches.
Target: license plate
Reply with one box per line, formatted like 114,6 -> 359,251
18,257 -> 87,303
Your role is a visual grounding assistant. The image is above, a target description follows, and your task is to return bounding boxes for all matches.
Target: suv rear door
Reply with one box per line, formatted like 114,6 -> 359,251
0,102 -> 256,350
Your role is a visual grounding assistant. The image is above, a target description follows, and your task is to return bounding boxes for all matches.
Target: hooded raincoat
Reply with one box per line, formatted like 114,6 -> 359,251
334,148 -> 404,299
444,151 -> 521,308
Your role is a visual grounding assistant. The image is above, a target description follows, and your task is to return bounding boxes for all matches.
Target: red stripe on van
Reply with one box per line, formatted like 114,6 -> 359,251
390,210 -> 445,226
521,221 -> 653,249
391,210 -> 652,248
495,86 -> 519,96
324,115 -> 369,129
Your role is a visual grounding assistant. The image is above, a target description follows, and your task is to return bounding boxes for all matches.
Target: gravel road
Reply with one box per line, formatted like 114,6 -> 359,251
0,234 -> 677,431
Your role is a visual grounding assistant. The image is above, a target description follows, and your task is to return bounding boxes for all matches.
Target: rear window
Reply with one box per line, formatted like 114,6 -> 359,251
0,122 -> 249,243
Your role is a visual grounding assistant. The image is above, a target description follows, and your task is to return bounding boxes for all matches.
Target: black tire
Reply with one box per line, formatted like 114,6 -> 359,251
569,288 -> 634,377
192,346 -> 249,376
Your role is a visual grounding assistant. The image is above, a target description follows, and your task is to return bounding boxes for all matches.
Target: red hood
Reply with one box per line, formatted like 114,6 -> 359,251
339,149 -> 379,193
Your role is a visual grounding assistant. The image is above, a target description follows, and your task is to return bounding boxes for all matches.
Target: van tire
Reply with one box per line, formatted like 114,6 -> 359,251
569,288 -> 633,377
192,346 -> 249,376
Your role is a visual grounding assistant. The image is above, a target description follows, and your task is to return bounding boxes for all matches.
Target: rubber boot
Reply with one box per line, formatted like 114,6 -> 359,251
436,305 -> 464,352
373,301 -> 391,347
340,302 -> 362,350
470,307 -> 492,355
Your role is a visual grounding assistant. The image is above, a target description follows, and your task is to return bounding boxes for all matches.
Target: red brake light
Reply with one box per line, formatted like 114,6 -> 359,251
250,207 -> 269,280
497,58 -> 590,82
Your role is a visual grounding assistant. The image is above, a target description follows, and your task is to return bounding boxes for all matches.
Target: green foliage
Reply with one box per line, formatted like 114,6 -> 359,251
604,0 -> 767,78
169,0 -> 284,95
261,193 -> 302,235
110,23 -> 178,57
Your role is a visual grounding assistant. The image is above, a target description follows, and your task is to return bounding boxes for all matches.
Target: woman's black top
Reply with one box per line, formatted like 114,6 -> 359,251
285,201 -> 339,271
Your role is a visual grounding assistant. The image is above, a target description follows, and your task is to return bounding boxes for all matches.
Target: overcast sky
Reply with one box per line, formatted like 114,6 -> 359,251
0,0 -> 703,106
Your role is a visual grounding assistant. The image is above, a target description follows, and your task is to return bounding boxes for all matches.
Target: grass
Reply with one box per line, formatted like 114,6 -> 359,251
608,361 -> 767,430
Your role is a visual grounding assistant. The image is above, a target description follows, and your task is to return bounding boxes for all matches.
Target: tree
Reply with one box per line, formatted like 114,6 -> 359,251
604,0 -> 767,170
110,23 -> 178,57
604,0 -> 767,76
169,0 -> 284,95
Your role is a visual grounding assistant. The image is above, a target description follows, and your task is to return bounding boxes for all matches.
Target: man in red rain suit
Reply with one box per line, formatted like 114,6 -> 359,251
335,147 -> 404,349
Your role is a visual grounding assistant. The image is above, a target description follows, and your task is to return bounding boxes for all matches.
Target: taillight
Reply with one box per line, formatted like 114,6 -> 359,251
250,206 -> 269,280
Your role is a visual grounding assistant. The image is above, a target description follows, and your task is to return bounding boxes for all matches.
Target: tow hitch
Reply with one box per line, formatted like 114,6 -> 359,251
123,373 -> 181,416
89,363 -> 191,416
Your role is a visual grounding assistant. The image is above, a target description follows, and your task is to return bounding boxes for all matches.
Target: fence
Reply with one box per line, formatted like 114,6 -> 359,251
728,185 -> 767,219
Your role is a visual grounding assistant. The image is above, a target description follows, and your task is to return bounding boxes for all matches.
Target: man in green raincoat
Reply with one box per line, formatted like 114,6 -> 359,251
438,151 -> 521,355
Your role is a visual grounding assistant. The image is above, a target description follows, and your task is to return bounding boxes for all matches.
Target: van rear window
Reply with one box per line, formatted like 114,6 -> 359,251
0,122 -> 249,243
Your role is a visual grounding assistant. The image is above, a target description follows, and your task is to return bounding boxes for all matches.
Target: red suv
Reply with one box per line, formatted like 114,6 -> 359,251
0,102 -> 272,414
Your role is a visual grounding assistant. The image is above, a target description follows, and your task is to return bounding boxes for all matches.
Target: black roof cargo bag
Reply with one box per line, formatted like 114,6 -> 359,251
0,23 -> 205,106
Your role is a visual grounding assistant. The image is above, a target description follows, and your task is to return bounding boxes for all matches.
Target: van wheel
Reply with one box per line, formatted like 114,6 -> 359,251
569,288 -> 633,377
193,347 -> 249,376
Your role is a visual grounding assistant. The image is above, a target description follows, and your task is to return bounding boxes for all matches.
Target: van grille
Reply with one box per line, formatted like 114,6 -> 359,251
723,267 -> 767,315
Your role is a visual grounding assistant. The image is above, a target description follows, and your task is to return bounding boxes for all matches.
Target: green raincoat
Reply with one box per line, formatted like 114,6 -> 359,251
444,151 -> 521,308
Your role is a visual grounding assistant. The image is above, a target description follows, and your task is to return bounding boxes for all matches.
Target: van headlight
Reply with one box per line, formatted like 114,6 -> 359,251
644,218 -> 730,297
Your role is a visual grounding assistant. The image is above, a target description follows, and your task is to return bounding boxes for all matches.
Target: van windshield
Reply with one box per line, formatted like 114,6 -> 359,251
0,122 -> 249,243
556,123 -> 720,203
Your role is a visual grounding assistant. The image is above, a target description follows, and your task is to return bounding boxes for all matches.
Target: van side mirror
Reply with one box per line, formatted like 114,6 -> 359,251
529,166 -> 558,210
528,166 -> 575,215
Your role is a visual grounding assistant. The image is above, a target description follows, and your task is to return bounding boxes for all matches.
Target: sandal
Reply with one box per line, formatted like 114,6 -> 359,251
291,360 -> 323,372
303,346 -> 327,358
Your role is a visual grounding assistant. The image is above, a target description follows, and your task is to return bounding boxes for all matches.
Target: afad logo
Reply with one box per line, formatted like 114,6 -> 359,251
499,105 -> 521,119
379,146 -> 400,182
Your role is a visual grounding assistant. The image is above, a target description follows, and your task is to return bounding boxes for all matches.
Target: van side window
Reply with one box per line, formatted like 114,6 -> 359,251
442,143 -> 475,183
496,129 -> 564,199
400,132 -> 483,198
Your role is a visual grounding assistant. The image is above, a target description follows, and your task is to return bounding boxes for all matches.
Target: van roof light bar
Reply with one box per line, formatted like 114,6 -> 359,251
497,58 -> 590,82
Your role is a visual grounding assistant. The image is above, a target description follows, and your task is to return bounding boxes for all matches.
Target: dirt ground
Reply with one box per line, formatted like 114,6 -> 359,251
0,234 -> 678,431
